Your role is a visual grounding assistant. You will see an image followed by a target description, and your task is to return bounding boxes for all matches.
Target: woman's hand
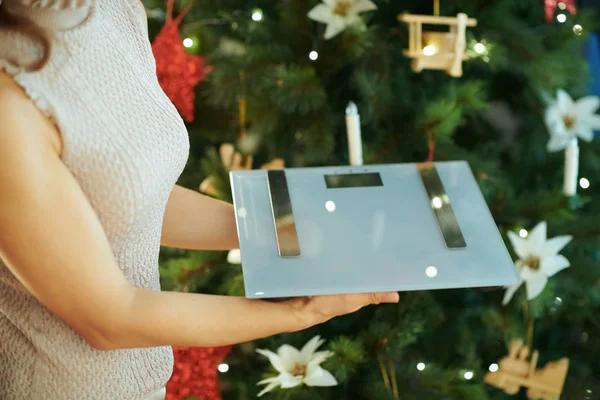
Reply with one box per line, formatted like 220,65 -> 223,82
285,292 -> 400,331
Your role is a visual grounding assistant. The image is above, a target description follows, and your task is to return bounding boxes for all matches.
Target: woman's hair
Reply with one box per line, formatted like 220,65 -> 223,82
0,5 -> 52,71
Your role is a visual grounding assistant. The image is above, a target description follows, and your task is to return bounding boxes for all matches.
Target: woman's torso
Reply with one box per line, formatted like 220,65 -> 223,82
0,1 -> 189,398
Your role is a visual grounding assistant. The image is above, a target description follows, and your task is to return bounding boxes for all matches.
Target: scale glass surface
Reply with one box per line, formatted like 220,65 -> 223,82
230,161 -> 519,299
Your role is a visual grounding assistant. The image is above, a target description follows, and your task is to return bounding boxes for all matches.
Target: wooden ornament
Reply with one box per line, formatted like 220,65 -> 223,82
485,340 -> 570,400
398,13 -> 477,77
199,143 -> 284,195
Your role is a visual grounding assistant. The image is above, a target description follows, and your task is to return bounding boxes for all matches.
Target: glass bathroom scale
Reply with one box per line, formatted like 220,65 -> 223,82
229,161 -> 519,299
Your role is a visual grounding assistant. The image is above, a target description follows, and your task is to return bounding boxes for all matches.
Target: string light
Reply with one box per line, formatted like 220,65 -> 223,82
555,297 -> 563,304
309,50 -> 319,61
556,13 -> 567,23
573,24 -> 583,35
558,2 -> 567,10
519,229 -> 528,238
182,38 -> 194,48
218,363 -> 229,373
474,42 -> 486,54
464,371 -> 474,380
417,362 -> 426,371
488,363 -> 499,372
251,8 -> 263,21
423,45 -> 437,56
580,177 -> 590,189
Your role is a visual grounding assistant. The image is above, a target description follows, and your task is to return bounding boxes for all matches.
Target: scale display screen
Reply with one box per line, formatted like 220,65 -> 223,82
324,173 -> 383,189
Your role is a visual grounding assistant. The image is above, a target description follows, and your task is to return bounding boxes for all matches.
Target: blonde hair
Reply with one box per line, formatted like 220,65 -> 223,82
0,5 -> 52,71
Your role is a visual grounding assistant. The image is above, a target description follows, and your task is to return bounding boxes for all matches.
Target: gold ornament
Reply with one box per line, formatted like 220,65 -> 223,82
398,0 -> 477,77
484,339 -> 569,400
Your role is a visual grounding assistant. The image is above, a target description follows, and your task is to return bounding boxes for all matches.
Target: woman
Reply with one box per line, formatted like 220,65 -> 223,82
0,1 -> 400,399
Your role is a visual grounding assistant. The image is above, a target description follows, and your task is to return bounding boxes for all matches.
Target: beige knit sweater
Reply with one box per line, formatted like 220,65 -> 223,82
0,1 -> 190,398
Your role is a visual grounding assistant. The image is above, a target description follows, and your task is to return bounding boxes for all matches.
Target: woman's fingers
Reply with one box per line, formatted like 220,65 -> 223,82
340,291 -> 400,307
283,291 -> 400,331
318,291 -> 400,314
370,291 -> 400,304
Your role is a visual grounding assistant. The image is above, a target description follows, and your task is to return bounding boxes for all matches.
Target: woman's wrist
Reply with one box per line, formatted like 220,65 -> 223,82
281,297 -> 326,333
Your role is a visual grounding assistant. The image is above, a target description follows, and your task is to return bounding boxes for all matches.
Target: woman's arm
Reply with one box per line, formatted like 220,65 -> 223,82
161,185 -> 239,250
110,287 -> 398,349
0,74 -> 399,351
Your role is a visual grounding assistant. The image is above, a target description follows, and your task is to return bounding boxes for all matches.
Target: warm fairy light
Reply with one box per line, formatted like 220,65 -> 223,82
489,363 -> 499,372
573,24 -> 583,35
464,371 -> 474,380
218,363 -> 229,373
423,45 -> 437,56
252,9 -> 263,21
558,2 -> 567,9
417,362 -> 426,371
580,177 -> 590,189
183,38 -> 194,48
309,50 -> 319,60
519,229 -> 529,238
556,13 -> 567,23
474,42 -> 486,54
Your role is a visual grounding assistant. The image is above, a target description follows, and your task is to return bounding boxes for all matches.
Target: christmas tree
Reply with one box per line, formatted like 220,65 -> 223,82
142,0 -> 600,398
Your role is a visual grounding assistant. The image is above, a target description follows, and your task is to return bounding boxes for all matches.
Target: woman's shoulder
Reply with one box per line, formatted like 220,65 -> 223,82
0,72 -> 62,157
0,71 -> 34,118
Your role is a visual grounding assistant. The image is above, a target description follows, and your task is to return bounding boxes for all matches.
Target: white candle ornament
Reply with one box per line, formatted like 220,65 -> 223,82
345,101 -> 363,166
564,138 -> 579,196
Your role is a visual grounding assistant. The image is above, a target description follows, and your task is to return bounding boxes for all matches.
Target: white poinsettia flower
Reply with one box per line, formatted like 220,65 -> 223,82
256,335 -> 337,397
545,89 -> 600,151
502,221 -> 572,305
227,249 -> 241,264
308,0 -> 377,40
